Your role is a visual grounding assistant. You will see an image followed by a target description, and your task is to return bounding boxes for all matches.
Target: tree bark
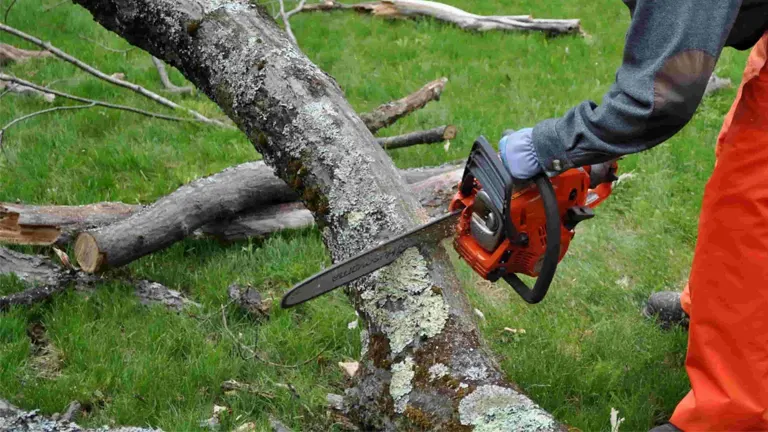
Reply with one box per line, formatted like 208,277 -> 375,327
378,125 -> 456,149
3,163 -> 462,247
299,0 -> 583,35
73,162 -> 295,273
0,398 -> 161,431
70,1 -> 563,429
360,77 -> 447,133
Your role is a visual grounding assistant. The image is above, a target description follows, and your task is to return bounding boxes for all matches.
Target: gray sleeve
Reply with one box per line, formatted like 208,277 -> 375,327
532,0 -> 743,173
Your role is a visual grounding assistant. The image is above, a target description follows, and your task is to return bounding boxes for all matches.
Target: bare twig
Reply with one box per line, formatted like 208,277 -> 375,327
0,103 -> 97,153
0,22 -> 233,128
278,0 -> 300,44
3,0 -> 17,23
286,0 -> 308,18
151,56 -> 194,94
78,34 -> 135,54
0,74 -> 200,123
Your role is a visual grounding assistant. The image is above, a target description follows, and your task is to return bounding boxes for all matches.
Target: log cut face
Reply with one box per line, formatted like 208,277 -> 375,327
72,1 -> 563,430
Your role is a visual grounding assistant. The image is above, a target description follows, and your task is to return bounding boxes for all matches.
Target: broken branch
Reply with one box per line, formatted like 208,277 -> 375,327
377,124 -> 456,149
360,77 -> 447,133
299,0 -> 583,35
0,22 -> 232,128
151,56 -> 194,94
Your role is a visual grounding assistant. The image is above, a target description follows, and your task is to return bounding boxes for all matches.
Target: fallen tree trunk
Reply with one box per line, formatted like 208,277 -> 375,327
299,0 -> 583,35
3,163 -> 462,247
72,1 -> 563,429
72,163 -> 461,268
73,162 -> 295,273
378,124 -> 455,149
202,167 -> 462,240
361,77 -> 447,133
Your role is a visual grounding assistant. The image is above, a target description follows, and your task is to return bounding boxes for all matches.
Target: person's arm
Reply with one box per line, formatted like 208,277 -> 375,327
531,0 -> 743,174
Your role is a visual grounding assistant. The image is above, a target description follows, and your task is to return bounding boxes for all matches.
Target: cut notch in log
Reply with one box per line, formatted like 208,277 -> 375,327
0,207 -> 61,245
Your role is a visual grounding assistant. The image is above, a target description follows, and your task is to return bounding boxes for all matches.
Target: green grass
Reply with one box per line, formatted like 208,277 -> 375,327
0,0 -> 750,430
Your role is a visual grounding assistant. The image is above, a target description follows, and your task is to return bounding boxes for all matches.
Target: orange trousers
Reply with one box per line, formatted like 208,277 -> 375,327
672,33 -> 768,431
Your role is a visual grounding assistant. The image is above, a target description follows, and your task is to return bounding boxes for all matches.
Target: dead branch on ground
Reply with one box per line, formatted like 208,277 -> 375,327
298,0 -> 583,35
0,246 -> 197,311
377,124 -> 456,149
2,162 -> 462,247
0,42 -> 52,66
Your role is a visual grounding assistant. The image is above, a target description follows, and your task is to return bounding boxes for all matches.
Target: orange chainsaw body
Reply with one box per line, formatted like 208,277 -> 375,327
449,164 -> 616,282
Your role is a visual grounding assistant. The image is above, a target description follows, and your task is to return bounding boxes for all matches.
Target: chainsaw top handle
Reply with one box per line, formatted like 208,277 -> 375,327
459,137 -> 561,304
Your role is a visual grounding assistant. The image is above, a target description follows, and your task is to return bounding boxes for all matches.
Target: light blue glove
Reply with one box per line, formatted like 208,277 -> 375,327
498,128 -> 543,179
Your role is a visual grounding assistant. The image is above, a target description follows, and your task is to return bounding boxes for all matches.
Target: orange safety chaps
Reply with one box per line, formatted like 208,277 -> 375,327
672,33 -> 768,430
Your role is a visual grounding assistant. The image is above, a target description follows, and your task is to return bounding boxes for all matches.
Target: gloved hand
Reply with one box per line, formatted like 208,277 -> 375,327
498,128 -> 543,179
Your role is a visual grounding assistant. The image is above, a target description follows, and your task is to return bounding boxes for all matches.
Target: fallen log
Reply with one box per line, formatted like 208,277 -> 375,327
73,162 -> 294,273
360,77 -> 447,133
377,124 -> 456,149
203,166 -> 462,241
3,163 -> 463,247
0,42 -> 52,66
73,163 -> 462,270
299,0 -> 583,36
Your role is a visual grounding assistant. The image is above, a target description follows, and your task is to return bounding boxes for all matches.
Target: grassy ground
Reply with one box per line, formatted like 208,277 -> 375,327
0,0 -> 749,430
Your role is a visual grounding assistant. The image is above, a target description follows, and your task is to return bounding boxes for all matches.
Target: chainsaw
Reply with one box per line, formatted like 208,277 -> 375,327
281,136 -> 618,308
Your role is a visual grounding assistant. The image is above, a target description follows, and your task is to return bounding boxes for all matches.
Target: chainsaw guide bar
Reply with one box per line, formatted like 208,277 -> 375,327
281,210 -> 461,308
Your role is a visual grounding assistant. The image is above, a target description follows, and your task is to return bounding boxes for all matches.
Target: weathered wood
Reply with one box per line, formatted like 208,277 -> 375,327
299,0 -> 583,35
377,125 -> 456,149
360,77 -> 447,133
0,246 -> 196,311
4,163 -> 461,247
1,202 -> 137,246
68,1 -> 564,428
73,162 -> 294,273
0,247 -> 87,310
0,398 -> 161,431
0,43 -> 52,66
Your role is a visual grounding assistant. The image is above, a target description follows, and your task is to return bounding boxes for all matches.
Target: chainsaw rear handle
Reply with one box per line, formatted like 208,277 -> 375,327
461,137 -> 561,304
502,174 -> 560,304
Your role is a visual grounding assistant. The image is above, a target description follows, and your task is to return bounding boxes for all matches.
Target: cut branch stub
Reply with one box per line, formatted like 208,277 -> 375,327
378,124 -> 456,149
